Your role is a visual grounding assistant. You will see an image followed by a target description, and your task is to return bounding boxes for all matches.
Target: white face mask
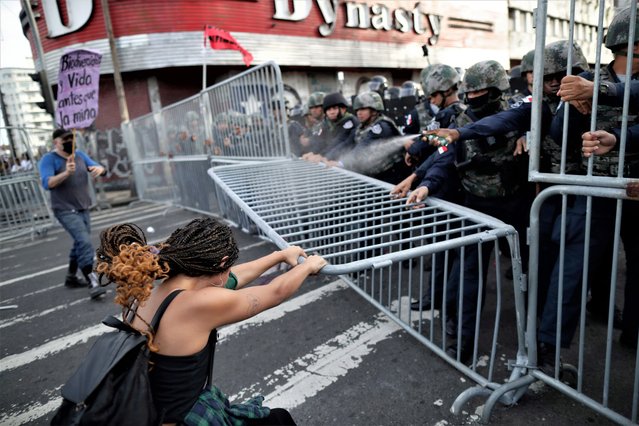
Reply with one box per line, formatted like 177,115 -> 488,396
616,74 -> 627,83
429,104 -> 440,116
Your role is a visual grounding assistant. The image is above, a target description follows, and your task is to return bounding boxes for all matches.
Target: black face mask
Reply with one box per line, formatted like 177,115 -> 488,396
62,140 -> 74,154
466,91 -> 502,118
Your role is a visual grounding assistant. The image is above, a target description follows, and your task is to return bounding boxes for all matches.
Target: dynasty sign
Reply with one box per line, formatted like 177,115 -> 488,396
273,0 -> 441,44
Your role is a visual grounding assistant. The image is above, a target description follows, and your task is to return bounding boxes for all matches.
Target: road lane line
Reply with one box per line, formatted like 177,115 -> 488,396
231,312 -> 401,406
219,280 -> 347,341
0,395 -> 62,425
0,298 -> 88,329
0,324 -> 110,373
0,218 -> 197,289
0,280 -> 349,422
0,280 -> 346,373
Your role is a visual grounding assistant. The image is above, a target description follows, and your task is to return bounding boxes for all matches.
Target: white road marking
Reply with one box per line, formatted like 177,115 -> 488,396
0,218 -> 196,289
0,298 -> 88,329
219,280 -> 347,341
0,395 -> 62,425
231,313 -> 401,406
0,279 -> 348,421
0,324 -> 110,373
0,280 -> 346,373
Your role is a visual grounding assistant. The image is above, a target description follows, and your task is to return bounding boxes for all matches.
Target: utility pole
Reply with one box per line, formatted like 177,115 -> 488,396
0,88 -> 17,156
101,0 -> 129,123
20,0 -> 56,118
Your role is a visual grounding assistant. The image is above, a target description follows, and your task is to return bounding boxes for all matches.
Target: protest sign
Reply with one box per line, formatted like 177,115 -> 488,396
56,49 -> 102,129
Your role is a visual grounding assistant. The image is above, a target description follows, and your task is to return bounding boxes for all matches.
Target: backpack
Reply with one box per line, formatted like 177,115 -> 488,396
51,290 -> 184,426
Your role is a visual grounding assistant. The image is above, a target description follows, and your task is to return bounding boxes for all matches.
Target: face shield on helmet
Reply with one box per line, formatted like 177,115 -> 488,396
368,75 -> 389,97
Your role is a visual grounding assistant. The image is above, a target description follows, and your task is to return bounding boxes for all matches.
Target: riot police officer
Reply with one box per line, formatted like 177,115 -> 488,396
428,60 -> 531,363
317,92 -> 359,157
405,64 -> 465,169
323,91 -> 409,183
549,8 -> 639,350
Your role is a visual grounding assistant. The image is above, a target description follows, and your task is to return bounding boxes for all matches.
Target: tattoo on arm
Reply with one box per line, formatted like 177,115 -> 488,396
246,294 -> 261,317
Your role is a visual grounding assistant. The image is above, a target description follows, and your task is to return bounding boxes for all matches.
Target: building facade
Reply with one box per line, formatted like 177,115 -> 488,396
22,0 -> 618,130
0,68 -> 54,154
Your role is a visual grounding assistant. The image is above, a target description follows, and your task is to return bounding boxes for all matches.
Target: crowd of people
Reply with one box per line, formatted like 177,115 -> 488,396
36,7 -> 636,424
284,8 -> 637,365
0,153 -> 34,176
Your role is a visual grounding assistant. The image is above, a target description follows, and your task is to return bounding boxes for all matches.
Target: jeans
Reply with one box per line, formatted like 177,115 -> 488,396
54,209 -> 94,270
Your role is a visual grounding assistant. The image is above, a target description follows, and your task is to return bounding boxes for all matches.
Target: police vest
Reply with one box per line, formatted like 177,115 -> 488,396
454,101 -> 525,198
586,66 -> 639,178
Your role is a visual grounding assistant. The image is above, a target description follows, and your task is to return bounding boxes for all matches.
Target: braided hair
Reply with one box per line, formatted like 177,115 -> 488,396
96,217 -> 239,312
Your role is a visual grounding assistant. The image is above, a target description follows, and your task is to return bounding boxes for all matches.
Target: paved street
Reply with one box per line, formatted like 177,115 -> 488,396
0,201 -> 624,425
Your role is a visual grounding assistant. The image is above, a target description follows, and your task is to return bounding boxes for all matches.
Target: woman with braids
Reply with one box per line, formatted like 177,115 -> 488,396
95,217 -> 326,425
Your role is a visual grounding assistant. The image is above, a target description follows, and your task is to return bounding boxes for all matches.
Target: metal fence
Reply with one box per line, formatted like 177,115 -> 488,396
523,1 -> 639,424
0,127 -> 55,242
123,61 -> 290,213
210,159 -> 530,417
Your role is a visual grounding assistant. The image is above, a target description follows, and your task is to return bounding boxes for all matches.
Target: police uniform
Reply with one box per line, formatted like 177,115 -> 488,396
446,101 -> 531,345
542,62 -> 639,348
321,113 -> 359,159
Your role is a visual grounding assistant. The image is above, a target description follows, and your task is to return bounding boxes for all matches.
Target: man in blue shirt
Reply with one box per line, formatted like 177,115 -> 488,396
39,129 -> 106,299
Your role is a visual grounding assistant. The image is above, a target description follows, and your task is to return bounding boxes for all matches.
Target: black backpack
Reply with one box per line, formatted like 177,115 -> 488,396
51,290 -> 184,426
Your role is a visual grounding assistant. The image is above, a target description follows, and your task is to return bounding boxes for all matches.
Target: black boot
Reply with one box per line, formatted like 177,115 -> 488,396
64,273 -> 88,288
82,265 -> 106,300
64,259 -> 88,288
446,336 -> 474,364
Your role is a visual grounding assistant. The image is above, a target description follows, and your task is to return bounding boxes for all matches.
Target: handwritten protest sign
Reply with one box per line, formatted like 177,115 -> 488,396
56,49 -> 102,129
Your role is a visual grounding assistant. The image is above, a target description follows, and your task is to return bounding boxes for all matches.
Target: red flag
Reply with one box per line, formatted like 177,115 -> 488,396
204,26 -> 253,67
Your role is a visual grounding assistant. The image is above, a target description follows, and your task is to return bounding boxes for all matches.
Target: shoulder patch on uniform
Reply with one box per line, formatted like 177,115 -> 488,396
511,95 -> 533,109
371,124 -> 383,135
343,120 -> 354,130
406,114 -> 412,126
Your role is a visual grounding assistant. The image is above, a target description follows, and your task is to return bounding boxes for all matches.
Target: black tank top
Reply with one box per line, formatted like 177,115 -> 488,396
149,308 -> 217,422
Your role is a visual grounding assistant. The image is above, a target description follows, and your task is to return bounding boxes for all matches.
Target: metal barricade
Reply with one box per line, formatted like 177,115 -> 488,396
123,61 -> 290,213
523,1 -> 639,424
0,127 -> 56,242
210,159 -> 530,418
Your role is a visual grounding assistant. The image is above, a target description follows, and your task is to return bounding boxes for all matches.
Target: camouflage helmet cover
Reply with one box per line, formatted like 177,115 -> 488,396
353,91 -> 384,112
605,7 -> 639,51
520,49 -> 535,74
543,40 -> 589,76
308,91 -> 326,108
461,60 -> 510,93
421,64 -> 461,98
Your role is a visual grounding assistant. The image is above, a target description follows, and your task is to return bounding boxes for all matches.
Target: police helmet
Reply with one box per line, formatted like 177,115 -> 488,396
368,75 -> 389,95
399,81 -> 422,99
322,92 -> 349,111
385,87 -> 401,100
461,60 -> 510,93
520,49 -> 535,75
543,40 -> 589,76
308,91 -> 326,108
421,64 -> 461,98
289,104 -> 304,118
353,91 -> 384,112
604,7 -> 639,52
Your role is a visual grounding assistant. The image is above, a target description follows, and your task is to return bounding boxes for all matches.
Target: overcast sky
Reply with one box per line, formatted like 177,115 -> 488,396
1,0 -> 35,69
